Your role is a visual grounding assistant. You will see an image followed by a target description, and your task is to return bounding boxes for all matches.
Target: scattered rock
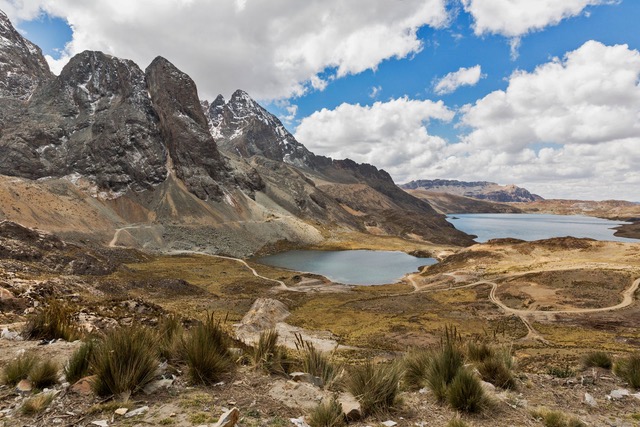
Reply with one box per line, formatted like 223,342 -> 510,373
1,327 -> 21,340
382,421 -> 397,427
143,378 -> 173,395
16,379 -> 32,393
71,376 -> 95,396
213,407 -> 240,427
290,372 -> 323,388
289,416 -> 310,427
124,406 -> 149,418
480,380 -> 496,393
114,408 -> 128,416
609,389 -> 630,400
91,421 -> 109,427
338,392 -> 362,421
584,393 -> 597,407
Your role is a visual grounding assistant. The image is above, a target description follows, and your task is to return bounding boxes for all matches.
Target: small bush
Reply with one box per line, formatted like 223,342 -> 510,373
182,314 -> 234,385
295,334 -> 339,388
65,340 -> 95,384
530,408 -> 586,427
21,392 -> 56,415
477,352 -> 516,390
425,327 -> 464,402
403,349 -> 431,390
447,368 -> 486,413
157,315 -> 184,362
582,351 -> 612,369
546,365 -> 574,378
614,353 -> 640,389
2,352 -> 38,386
91,326 -> 159,397
23,299 -> 80,341
346,361 -> 401,416
29,360 -> 59,389
308,398 -> 345,427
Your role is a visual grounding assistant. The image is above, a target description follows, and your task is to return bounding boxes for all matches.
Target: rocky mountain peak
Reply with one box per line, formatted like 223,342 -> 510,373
202,89 -> 314,168
0,8 -> 52,100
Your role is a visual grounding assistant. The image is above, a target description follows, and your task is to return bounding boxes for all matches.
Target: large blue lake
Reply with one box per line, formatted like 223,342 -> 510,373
255,250 -> 436,285
448,213 -> 635,243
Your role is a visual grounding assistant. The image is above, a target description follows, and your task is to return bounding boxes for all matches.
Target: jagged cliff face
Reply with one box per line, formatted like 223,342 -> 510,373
203,90 -> 314,168
0,10 -> 52,100
401,179 -> 544,203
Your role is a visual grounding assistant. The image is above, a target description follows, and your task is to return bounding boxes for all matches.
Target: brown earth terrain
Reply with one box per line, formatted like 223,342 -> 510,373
1,224 -> 640,426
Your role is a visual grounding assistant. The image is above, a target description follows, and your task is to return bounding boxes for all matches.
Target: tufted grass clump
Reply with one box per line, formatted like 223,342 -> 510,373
157,314 -> 185,362
252,329 -> 288,375
530,407 -> 586,427
295,334 -> 339,388
582,351 -> 613,369
447,417 -> 469,427
308,398 -> 345,427
2,352 -> 39,386
91,326 -> 159,397
403,348 -> 431,391
346,361 -> 402,416
466,340 -> 494,363
447,368 -> 486,413
613,353 -> 640,389
64,340 -> 95,384
29,359 -> 59,389
182,314 -> 234,385
476,349 -> 516,390
23,299 -> 81,342
21,392 -> 56,415
425,326 -> 464,402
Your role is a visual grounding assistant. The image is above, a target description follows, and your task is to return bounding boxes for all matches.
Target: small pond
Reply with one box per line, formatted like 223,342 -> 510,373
254,250 -> 436,286
448,213 -> 635,243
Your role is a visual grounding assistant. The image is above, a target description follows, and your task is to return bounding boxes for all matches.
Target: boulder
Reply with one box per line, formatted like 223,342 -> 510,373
338,392 -> 362,421
213,407 -> 239,427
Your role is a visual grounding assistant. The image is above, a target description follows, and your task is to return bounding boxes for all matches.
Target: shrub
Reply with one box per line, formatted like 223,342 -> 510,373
403,349 -> 431,391
29,359 -> 59,389
2,352 -> 38,386
64,340 -> 95,384
582,351 -> 612,369
308,398 -> 345,427
447,368 -> 486,413
157,315 -> 184,362
295,334 -> 339,388
91,326 -> 159,397
23,299 -> 80,341
614,353 -> 640,389
182,314 -> 234,385
253,329 -> 287,374
425,327 -> 464,402
21,392 -> 56,415
346,361 -> 401,416
477,352 -> 516,390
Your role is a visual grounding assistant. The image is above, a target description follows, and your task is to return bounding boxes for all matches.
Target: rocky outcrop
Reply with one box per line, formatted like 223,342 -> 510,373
0,50 -> 167,195
401,179 -> 543,203
203,90 -> 314,168
0,10 -> 52,100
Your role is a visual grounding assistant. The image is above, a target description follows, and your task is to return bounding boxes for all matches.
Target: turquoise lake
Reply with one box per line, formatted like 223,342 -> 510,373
255,250 -> 436,286
448,213 -> 635,243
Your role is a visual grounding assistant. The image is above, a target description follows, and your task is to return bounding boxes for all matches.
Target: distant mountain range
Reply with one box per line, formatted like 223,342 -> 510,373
401,179 -> 544,203
0,10 -> 473,255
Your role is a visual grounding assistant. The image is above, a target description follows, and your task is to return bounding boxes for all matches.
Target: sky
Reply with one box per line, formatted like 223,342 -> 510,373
2,0 -> 639,201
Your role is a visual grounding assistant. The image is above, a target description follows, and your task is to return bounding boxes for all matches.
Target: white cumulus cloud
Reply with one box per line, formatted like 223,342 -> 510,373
461,0 -> 613,38
433,65 -> 484,95
294,97 -> 454,180
1,0 -> 449,101
429,41 -> 640,200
